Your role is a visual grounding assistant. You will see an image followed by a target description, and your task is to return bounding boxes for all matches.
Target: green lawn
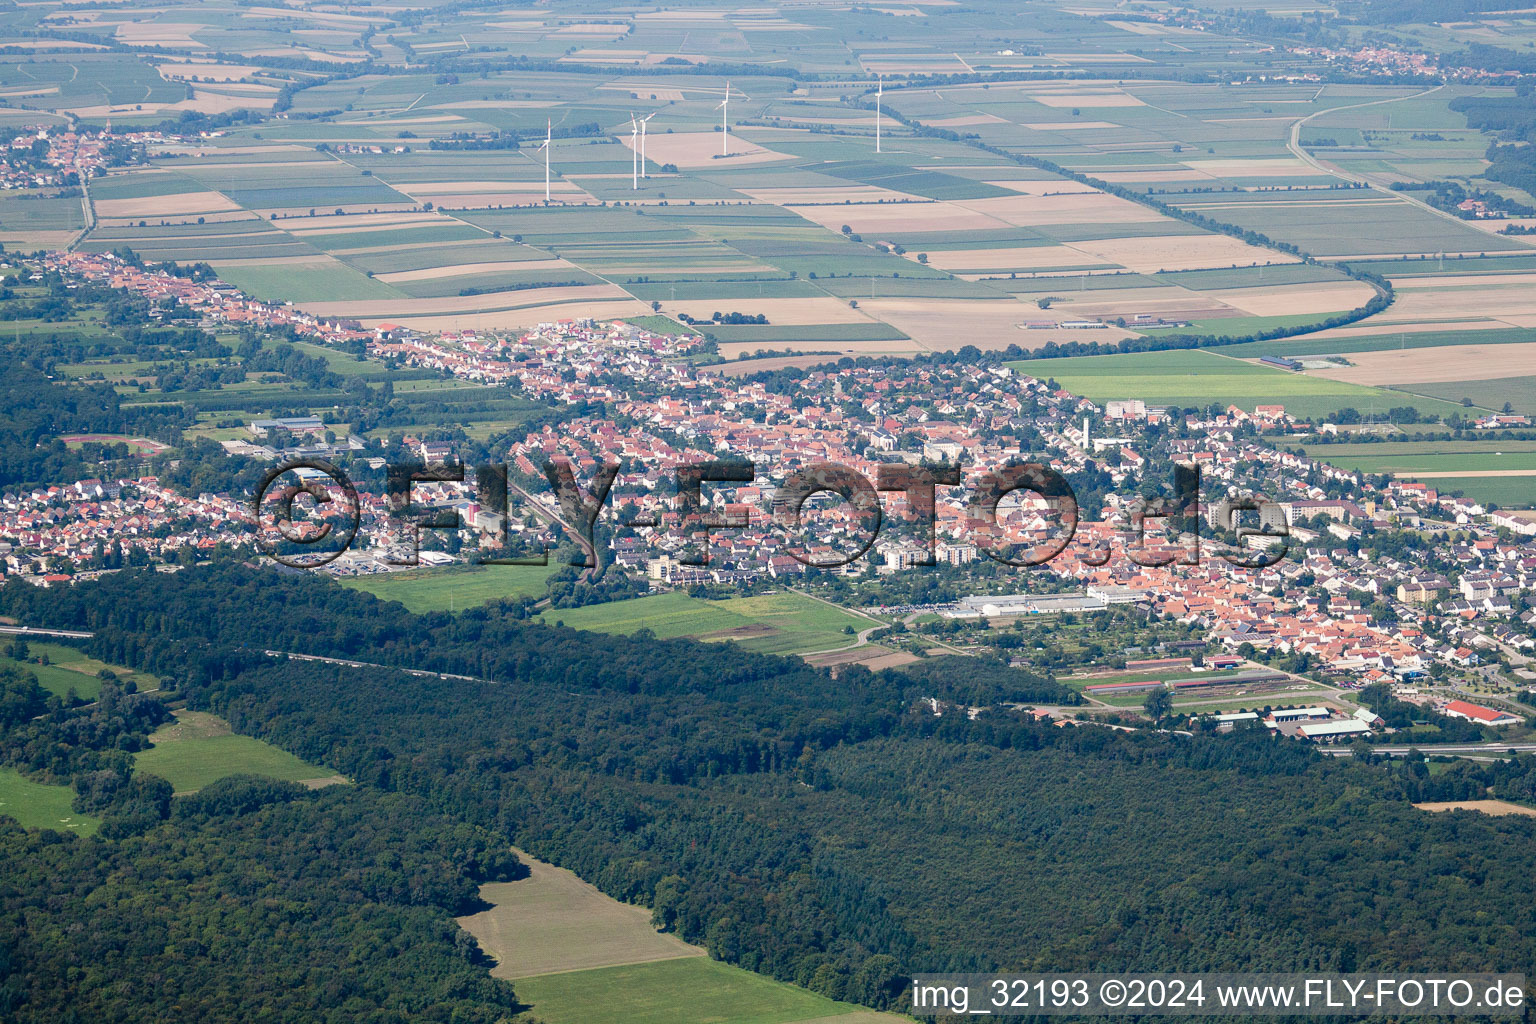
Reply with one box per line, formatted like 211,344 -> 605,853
542,590 -> 872,656
1008,349 -> 1468,419
0,767 -> 97,836
135,711 -> 338,793
340,563 -> 560,613
512,957 -> 879,1024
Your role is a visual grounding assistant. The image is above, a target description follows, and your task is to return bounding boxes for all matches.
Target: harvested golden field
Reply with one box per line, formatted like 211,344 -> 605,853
790,200 -> 1003,234
1415,800 -> 1536,816
737,185 -> 919,204
301,282 -> 633,318
1306,318 -> 1510,341
925,245 -> 1108,272
1182,157 -> 1319,177
114,20 -> 206,47
94,190 -> 242,219
925,113 -> 1008,127
1217,281 -> 1378,317
281,211 -> 445,233
154,61 -> 261,82
860,296 -> 1138,351
376,259 -> 575,283
982,179 -> 1099,196
617,130 -> 792,168
1094,168 -> 1219,183
955,192 -> 1167,228
1308,342 -> 1536,386
1383,279 -> 1536,327
1031,91 -> 1145,107
1066,233 -> 1299,274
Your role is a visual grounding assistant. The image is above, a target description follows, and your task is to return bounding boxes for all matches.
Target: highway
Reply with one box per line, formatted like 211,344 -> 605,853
0,625 -> 94,639
1321,742 -> 1536,758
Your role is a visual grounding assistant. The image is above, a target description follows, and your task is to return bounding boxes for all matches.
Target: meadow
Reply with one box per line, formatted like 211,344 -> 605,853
0,641 -> 157,700
0,767 -> 97,836
135,711 -> 339,793
462,846 -> 906,1023
512,958 -> 882,1024
339,563 -> 560,613
541,590 -> 873,656
461,849 -> 703,980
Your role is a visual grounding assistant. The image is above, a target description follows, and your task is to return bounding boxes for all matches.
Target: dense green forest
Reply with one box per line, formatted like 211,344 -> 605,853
0,643 -> 529,1022
0,781 -> 524,1023
2,565 -> 1536,1019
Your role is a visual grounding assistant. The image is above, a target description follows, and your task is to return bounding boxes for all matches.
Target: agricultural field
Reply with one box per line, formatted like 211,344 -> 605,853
541,590 -> 876,656
513,958 -> 892,1024
1009,349 -> 1469,420
339,563 -> 560,613
0,767 -> 97,836
460,848 -> 703,980
134,710 -> 341,794
1299,440 -> 1536,507
462,847 -> 906,1024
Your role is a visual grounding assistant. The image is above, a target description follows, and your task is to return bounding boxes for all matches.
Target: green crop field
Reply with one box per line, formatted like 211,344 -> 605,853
215,262 -> 403,303
1008,350 -> 1468,419
340,563 -> 560,613
1310,452 -> 1536,475
1404,477 -> 1536,507
0,767 -> 97,836
1408,377 -> 1536,416
512,957 -> 882,1024
135,711 -> 338,793
1221,328 -> 1536,358
542,590 -> 872,656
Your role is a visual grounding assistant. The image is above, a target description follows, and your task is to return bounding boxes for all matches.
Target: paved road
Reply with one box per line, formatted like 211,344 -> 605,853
1321,742 -> 1536,758
263,649 -> 484,683
0,625 -> 93,639
1284,84 -> 1525,240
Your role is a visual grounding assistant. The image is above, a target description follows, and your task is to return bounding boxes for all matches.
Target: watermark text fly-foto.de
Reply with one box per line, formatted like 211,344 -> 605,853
253,456 -> 1292,571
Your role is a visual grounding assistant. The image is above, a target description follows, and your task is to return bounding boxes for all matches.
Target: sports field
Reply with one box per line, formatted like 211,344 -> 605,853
541,590 -> 874,656
339,563 -> 560,613
135,711 -> 341,794
1009,350 -> 1468,419
0,767 -> 97,836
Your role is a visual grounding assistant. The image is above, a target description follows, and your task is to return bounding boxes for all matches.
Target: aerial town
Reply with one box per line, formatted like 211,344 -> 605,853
5,249 -> 1533,741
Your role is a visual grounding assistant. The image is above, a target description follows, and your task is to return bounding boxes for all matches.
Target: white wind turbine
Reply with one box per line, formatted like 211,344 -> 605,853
875,75 -> 883,153
717,82 -> 731,156
639,111 -> 657,178
538,118 -> 551,203
629,113 -> 639,190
